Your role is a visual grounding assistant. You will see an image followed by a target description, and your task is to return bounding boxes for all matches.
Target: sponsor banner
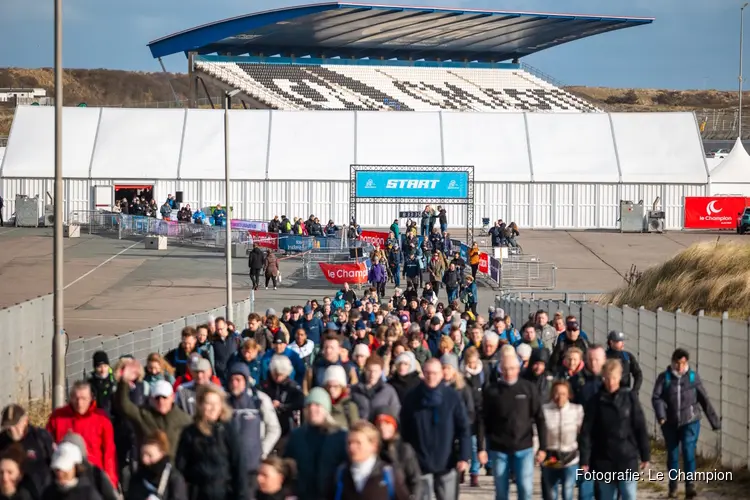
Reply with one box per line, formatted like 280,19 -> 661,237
232,220 -> 269,232
248,230 -> 279,250
399,211 -> 422,218
684,197 -> 749,229
361,230 -> 389,247
457,242 -> 469,262
355,171 -> 469,199
479,252 -> 489,274
279,235 -> 313,252
489,256 -> 501,284
319,262 -> 369,285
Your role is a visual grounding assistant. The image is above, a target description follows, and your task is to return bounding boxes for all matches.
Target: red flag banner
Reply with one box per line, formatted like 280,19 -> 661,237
360,230 -> 389,248
683,197 -> 749,229
248,230 -> 279,250
319,262 -> 369,285
478,252 -> 489,274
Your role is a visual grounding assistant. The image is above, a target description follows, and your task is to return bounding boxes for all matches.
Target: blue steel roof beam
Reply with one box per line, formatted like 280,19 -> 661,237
476,19 -> 622,52
371,13 -> 499,50
402,16 -> 545,57
335,12 -> 464,46
486,21 -> 622,52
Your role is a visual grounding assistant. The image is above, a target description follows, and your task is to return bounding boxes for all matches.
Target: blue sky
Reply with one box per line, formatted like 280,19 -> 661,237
0,0 -> 742,89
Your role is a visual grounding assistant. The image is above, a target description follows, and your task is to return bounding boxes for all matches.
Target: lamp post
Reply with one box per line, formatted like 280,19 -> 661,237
741,2 -> 749,139
52,0 -> 65,408
224,89 -> 241,322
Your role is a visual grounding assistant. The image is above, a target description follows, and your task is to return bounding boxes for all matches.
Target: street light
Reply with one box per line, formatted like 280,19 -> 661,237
224,89 -> 241,322
740,2 -> 749,139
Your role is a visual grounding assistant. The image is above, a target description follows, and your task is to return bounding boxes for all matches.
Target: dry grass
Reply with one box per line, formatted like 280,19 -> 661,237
604,241 -> 750,319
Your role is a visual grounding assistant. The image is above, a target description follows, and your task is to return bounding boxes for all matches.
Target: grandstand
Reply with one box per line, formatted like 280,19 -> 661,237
148,2 -> 652,113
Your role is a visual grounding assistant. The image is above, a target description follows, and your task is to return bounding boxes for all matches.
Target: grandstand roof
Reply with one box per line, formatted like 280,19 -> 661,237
147,2 -> 653,62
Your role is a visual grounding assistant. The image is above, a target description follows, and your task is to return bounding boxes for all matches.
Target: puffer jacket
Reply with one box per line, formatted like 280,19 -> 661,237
652,367 -> 721,429
350,381 -> 402,421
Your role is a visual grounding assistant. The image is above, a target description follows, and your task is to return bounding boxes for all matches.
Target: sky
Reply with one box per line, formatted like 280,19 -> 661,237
0,0 -> 743,90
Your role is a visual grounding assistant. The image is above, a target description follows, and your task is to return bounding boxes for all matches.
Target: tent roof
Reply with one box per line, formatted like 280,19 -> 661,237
710,138 -> 750,183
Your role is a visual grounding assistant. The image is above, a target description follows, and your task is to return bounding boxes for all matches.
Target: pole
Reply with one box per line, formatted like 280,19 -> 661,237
224,93 -> 233,322
52,0 -> 66,408
741,4 -> 748,139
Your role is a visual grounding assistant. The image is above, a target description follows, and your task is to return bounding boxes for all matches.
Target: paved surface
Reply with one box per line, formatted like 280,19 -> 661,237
2,226 -> 748,339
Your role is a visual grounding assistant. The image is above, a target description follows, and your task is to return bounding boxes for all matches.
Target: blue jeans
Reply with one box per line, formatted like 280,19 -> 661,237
662,420 -> 700,488
489,448 -> 534,500
440,223 -> 447,234
576,474 -> 594,500
598,480 -> 637,500
470,435 -> 481,475
447,287 -> 458,304
542,466 -> 576,500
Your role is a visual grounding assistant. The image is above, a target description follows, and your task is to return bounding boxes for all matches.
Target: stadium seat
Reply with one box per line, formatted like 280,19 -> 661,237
194,59 -> 599,113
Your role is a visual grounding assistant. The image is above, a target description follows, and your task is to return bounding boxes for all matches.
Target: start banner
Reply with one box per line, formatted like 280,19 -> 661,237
248,230 -> 279,250
360,230 -> 389,248
684,197 -> 749,229
319,262 -> 369,285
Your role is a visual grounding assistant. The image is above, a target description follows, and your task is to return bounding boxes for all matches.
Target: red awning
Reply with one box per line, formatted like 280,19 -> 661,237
115,185 -> 153,190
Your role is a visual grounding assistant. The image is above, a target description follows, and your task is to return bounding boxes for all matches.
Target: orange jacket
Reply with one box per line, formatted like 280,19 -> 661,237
469,247 -> 480,265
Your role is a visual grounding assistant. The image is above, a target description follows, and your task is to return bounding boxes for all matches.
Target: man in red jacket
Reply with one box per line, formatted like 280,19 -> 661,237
46,379 -> 118,488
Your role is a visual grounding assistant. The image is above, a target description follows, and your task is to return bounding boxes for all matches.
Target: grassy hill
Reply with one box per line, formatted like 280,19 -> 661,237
0,67 -> 742,136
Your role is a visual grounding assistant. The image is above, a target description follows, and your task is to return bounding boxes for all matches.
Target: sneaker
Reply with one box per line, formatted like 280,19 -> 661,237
685,483 -> 697,499
470,475 -> 479,488
274,286 -> 277,290
265,286 -> 268,290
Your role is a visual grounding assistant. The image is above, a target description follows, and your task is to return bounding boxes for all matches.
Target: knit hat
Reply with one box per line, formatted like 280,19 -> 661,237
265,308 -> 277,317
516,343 -> 532,360
440,353 -> 459,372
92,351 -> 109,368
373,405 -> 399,430
229,363 -> 251,380
352,344 -> 370,358
355,320 -> 367,331
430,317 -> 442,326
305,387 -> 332,413
530,347 -> 550,365
322,365 -> 347,387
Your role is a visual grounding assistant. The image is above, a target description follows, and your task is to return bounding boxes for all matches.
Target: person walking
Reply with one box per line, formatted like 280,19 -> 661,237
283,388 -> 348,500
326,420 -> 410,500
477,354 -> 547,500
468,242 -> 480,279
399,358 -> 470,500
605,331 -> 643,393
350,355 -> 401,421
373,406 -> 422,498
652,348 -> 721,499
540,381 -> 583,500
442,262 -> 461,305
264,249 -> 280,290
369,257 -> 388,298
249,245 -> 265,291
259,355 -> 306,455
125,431 -> 187,500
42,443 -> 104,500
579,359 -> 650,500
0,404 -> 54,497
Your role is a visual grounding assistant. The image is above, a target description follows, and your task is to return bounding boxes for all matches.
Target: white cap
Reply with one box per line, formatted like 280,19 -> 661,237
516,343 -> 533,360
151,380 -> 174,399
322,365 -> 348,387
51,442 -> 83,471
353,344 -> 370,358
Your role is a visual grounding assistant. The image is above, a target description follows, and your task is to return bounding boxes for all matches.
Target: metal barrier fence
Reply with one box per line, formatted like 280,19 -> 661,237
69,211 -> 120,235
498,258 -> 556,289
65,297 -> 255,385
499,290 -> 605,304
0,296 -> 53,405
117,214 -> 251,247
497,295 -> 744,469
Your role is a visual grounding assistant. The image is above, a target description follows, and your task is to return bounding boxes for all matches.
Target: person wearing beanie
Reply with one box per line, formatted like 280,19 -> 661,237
516,343 -> 533,370
227,363 -> 282,497
304,334 -> 359,394
350,355 -> 401,421
522,348 -> 553,404
259,355 -> 305,455
387,352 -> 422,404
283,388 -> 347,500
88,351 -> 116,417
372,407 -> 422,498
59,433 -> 119,500
322,365 -> 360,430
352,343 -> 371,381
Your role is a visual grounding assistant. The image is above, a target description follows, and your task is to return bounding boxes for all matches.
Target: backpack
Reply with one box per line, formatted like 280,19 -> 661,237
664,370 -> 695,392
334,463 -> 395,500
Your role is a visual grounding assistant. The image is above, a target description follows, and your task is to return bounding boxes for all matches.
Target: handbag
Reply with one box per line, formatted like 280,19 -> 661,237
546,449 -> 578,467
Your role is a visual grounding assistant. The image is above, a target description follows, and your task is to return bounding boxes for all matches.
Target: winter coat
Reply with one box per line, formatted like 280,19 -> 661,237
249,247 -> 265,270
302,317 -> 325,345
463,367 -> 486,433
240,326 -> 273,353
606,349 -> 643,393
399,382 -> 471,475
175,420 -> 248,500
228,387 -> 282,473
79,461 -> 118,500
164,347 -> 194,378
468,247 -> 480,265
115,380 -> 191,461
549,334 -> 589,371
368,264 -> 387,284
478,378 -> 547,455
522,369 -> 553,404
265,252 -> 280,277
0,425 -> 54,496
41,481 -> 103,500
46,403 -> 118,488
579,388 -> 651,473
442,269 -> 460,289
260,348 -> 306,386
125,458 -> 188,500
260,377 -> 305,437
427,257 -> 446,282
542,402 -> 584,464
350,381 -> 402,421
380,437 -> 422,498
652,367 -> 721,430
88,371 -> 116,417
387,371 -> 422,404
288,339 -> 318,368
325,459 -> 410,500
211,335 -> 238,382
570,370 -> 602,407
331,394 -> 360,430
0,487 -> 33,500
283,423 -> 348,500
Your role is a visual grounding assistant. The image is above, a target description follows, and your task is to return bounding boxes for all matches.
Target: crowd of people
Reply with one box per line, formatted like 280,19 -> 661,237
0,288 -> 721,500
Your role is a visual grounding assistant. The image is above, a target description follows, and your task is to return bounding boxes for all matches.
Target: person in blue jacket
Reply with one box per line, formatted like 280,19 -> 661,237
301,305 -> 325,345
260,332 -> 306,386
212,204 -> 227,226
461,275 -> 479,316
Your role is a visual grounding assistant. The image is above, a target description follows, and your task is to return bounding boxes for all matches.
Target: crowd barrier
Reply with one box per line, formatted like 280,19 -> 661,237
496,295 -> 746,469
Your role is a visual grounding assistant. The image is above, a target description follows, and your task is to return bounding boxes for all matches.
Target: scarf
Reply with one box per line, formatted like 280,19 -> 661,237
465,364 -> 483,376
350,456 -> 377,492
420,383 -> 444,425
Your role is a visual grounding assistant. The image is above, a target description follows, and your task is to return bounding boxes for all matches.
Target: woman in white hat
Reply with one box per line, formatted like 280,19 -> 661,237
42,442 -> 103,500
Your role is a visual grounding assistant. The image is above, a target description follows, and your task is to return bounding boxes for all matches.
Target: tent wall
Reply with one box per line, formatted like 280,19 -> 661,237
0,178 -> 705,231
0,107 -> 709,230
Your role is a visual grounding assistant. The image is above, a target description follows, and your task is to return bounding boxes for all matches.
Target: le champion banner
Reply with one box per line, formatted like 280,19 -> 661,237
319,262 -> 369,285
248,230 -> 279,250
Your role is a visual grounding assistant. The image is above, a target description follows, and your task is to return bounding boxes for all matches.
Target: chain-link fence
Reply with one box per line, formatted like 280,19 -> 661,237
68,211 -> 121,236
497,295 -> 743,468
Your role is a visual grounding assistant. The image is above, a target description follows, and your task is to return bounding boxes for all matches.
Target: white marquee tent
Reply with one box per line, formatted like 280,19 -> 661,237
0,106 -> 709,229
709,138 -> 750,196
